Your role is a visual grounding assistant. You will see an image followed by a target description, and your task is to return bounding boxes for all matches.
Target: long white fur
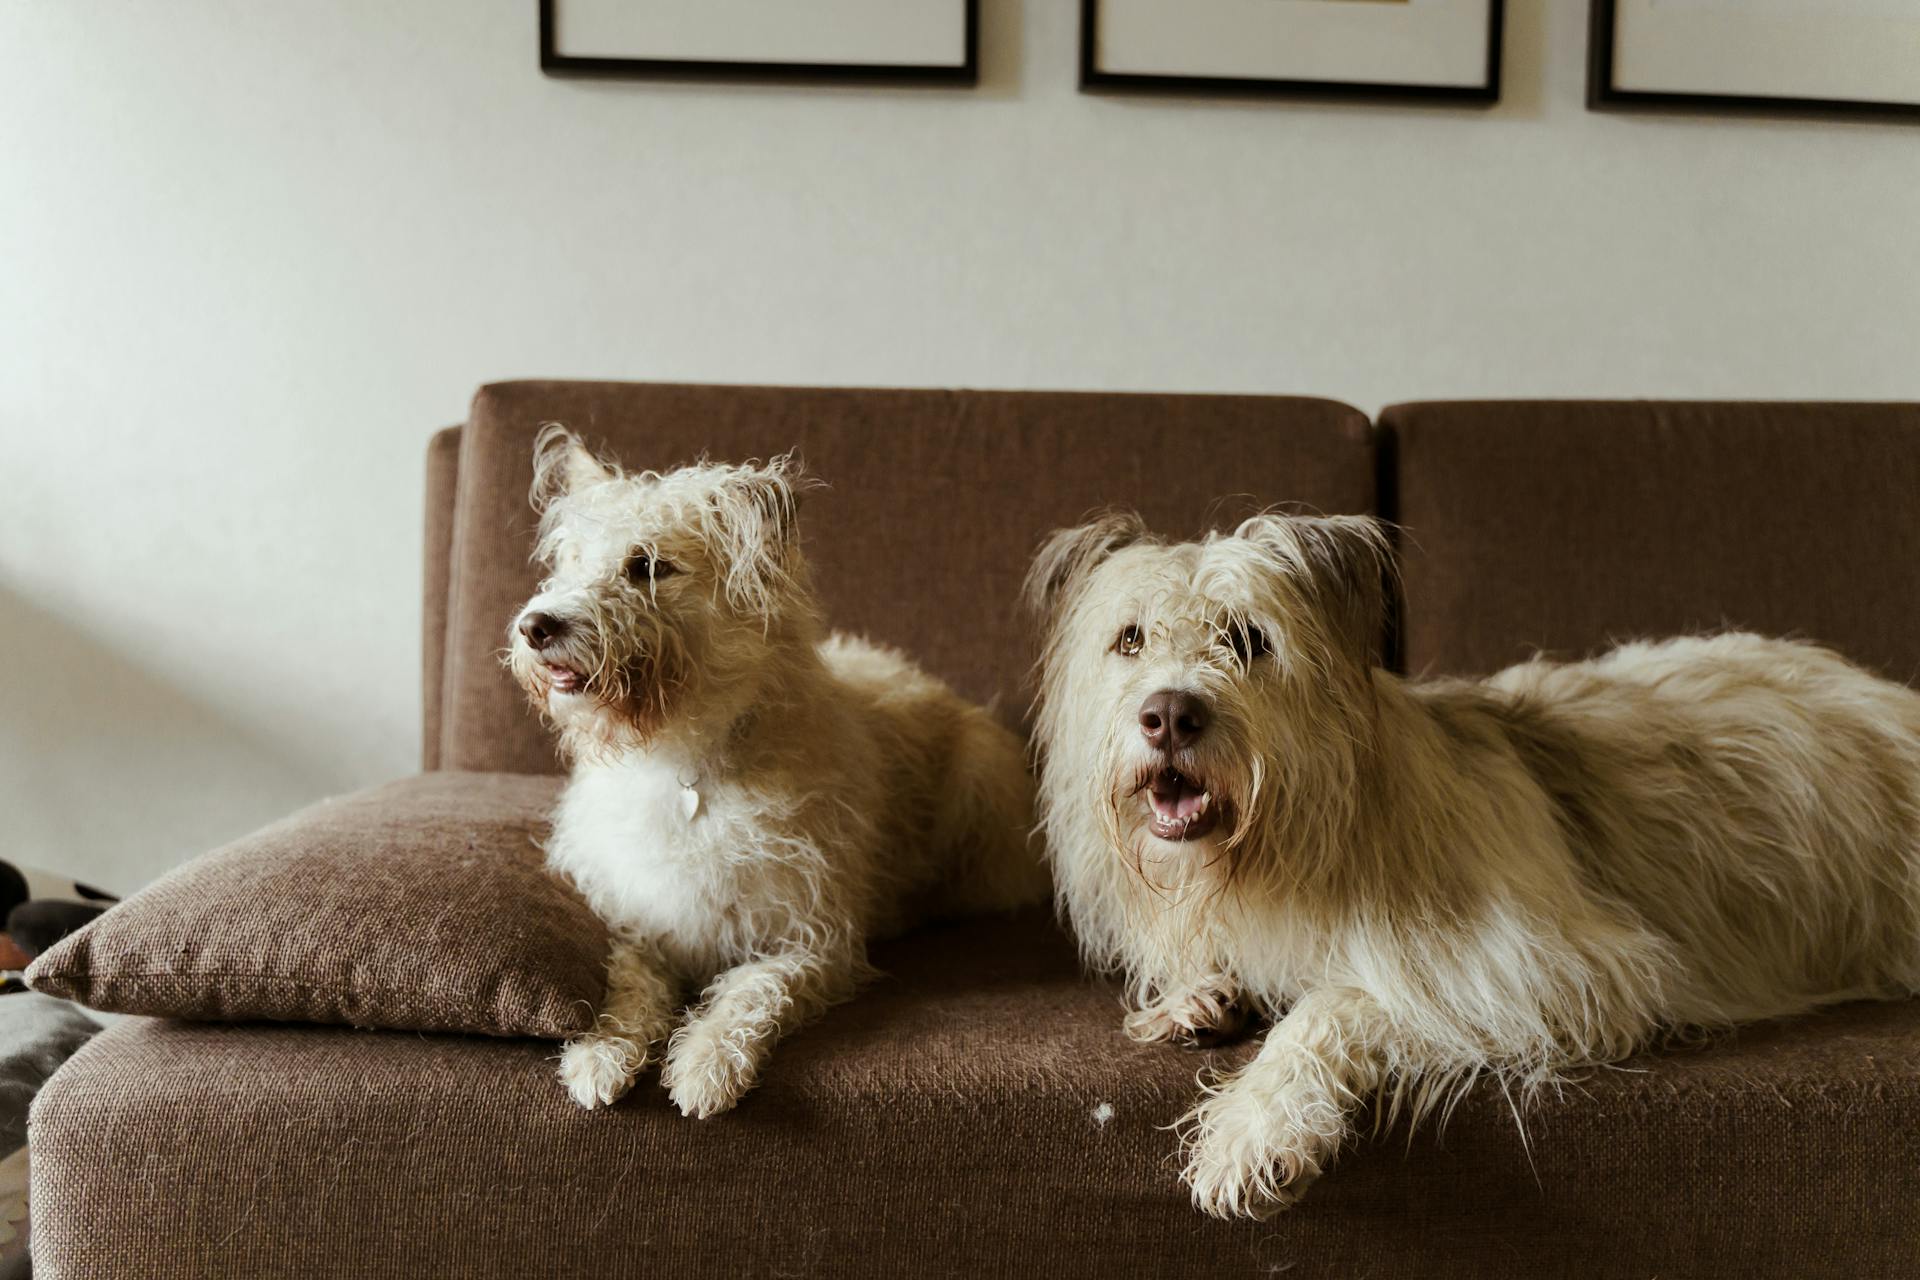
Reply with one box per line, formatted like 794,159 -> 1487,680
509,428 -> 1047,1117
1027,509 -> 1920,1217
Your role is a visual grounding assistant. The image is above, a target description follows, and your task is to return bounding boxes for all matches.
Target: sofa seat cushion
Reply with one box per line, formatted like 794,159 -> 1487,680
26,773 -> 600,1040
29,911 -> 1920,1279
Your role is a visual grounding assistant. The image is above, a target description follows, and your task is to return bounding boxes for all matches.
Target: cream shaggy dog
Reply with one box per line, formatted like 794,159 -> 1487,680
1027,509 -> 1920,1218
507,429 -> 1046,1117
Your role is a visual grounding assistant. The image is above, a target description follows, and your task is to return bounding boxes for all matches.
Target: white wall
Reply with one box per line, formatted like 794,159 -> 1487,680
4,1 -> 1917,892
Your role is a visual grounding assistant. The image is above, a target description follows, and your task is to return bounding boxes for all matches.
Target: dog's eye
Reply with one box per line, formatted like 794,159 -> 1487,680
1225,622 -> 1270,663
624,551 -> 677,584
1114,625 -> 1144,657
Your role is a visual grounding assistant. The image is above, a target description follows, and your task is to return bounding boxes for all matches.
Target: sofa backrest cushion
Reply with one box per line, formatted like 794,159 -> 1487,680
436,381 -> 1378,775
1385,401 -> 1920,681
422,424 -> 462,771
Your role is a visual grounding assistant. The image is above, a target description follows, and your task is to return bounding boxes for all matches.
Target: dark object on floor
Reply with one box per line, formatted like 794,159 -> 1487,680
0,870 -> 25,930
6,903 -> 107,963
0,862 -> 119,966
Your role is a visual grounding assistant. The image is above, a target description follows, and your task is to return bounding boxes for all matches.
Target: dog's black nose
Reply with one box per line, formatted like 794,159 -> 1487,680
1139,689 -> 1209,752
518,611 -> 567,650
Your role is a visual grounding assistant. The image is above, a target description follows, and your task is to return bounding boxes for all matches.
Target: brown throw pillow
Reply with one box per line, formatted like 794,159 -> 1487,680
26,773 -> 606,1039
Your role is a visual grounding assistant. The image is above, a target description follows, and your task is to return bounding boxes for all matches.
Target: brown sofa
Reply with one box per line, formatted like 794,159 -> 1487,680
30,384 -> 1920,1278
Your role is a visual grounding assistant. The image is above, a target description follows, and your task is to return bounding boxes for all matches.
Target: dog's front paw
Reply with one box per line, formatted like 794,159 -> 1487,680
558,1033 -> 646,1110
1180,1080 -> 1335,1219
1125,985 -> 1250,1048
661,1023 -> 757,1119
1125,1003 -> 1189,1045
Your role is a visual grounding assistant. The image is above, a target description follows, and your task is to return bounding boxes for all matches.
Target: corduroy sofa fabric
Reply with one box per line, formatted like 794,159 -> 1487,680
30,910 -> 1920,1279
1385,400 -> 1920,680
435,381 -> 1378,774
26,773 -> 600,1039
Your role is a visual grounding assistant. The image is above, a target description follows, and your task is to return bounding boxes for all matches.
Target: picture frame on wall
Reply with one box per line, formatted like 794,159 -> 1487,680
539,0 -> 979,86
1080,0 -> 1504,105
1589,0 -> 1920,121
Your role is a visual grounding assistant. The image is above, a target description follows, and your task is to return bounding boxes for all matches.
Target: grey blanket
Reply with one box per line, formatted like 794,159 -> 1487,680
0,993 -> 102,1279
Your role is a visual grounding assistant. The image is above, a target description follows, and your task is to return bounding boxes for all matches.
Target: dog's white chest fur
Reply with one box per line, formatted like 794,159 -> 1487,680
545,751 -> 745,975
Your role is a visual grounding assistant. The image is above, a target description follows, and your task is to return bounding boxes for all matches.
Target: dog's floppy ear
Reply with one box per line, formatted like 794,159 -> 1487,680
531,423 -> 615,509
1238,513 -> 1393,668
720,451 -> 809,546
708,452 -> 817,615
1025,511 -> 1150,624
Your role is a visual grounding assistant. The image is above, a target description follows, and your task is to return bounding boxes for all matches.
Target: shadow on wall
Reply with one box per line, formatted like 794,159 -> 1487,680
0,585 -> 325,894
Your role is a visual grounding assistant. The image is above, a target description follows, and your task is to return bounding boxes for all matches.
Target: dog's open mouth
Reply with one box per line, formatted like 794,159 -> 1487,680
544,663 -> 585,695
1145,767 -> 1219,841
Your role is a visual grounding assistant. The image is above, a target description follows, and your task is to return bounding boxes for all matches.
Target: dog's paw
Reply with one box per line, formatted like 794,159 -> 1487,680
661,1024 -> 756,1119
1124,1003 -> 1188,1044
1125,986 -> 1250,1048
558,1033 -> 645,1110
1179,1081 -> 1333,1219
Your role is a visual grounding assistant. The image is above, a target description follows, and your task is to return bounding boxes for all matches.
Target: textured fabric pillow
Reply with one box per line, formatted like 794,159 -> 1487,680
26,773 -> 606,1039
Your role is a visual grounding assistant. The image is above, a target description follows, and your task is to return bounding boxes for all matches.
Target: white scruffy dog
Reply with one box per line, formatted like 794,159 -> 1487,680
508,428 -> 1046,1117
1027,510 -> 1920,1218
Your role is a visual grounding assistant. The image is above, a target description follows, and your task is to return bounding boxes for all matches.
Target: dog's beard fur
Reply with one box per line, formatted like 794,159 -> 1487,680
509,585 -> 690,749
1028,509 -> 1920,1217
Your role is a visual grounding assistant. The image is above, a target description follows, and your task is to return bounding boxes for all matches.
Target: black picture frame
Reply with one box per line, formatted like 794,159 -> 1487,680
539,0 -> 980,87
1588,0 -> 1920,123
1079,0 -> 1503,106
